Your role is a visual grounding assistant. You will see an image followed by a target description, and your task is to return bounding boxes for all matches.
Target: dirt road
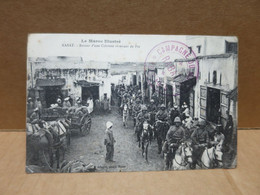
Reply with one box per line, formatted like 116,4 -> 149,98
65,108 -> 165,172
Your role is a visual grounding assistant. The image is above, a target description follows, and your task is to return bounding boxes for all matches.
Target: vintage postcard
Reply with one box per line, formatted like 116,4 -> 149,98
26,34 -> 238,173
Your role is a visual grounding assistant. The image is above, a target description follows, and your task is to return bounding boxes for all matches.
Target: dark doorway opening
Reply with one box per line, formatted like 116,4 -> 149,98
206,87 -> 221,123
45,86 -> 63,107
133,75 -> 137,85
179,77 -> 196,109
159,86 -> 164,104
152,83 -> 155,94
180,85 -> 191,108
82,86 -> 99,105
166,84 -> 173,107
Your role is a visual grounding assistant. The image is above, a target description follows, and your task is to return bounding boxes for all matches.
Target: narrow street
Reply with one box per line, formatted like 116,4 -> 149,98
65,107 -> 165,172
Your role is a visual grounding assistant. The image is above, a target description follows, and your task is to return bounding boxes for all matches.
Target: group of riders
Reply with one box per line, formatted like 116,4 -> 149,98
115,85 -> 226,170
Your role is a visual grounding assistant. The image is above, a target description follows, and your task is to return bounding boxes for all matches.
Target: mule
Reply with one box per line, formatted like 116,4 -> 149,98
172,141 -> 193,170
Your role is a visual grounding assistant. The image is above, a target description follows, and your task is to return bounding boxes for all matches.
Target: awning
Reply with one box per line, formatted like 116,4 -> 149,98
76,80 -> 100,87
226,87 -> 238,101
167,74 -> 196,85
36,78 -> 66,87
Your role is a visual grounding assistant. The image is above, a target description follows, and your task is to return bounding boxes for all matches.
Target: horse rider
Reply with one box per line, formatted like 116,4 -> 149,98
120,93 -> 129,115
151,92 -> 159,106
148,99 -> 157,125
132,98 -> 142,127
169,104 -> 180,125
104,121 -> 116,162
122,104 -> 129,128
163,117 -> 187,170
155,104 -> 169,154
136,105 -> 150,143
190,119 -> 210,169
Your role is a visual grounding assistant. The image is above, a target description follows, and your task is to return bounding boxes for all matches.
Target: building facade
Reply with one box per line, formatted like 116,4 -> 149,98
27,56 -> 111,108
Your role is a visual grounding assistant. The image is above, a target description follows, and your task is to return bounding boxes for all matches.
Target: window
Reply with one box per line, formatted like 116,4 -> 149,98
197,45 -> 201,53
188,47 -> 192,54
225,41 -> 238,54
213,71 -> 217,85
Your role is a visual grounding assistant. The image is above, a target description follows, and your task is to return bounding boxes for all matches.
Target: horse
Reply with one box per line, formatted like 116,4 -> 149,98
200,144 -> 223,169
172,141 -> 193,170
139,121 -> 152,162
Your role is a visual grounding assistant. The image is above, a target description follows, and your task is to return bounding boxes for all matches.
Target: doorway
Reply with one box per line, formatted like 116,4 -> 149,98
166,84 -> 173,107
206,87 -> 221,123
45,86 -> 63,107
82,86 -> 99,104
133,75 -> 137,86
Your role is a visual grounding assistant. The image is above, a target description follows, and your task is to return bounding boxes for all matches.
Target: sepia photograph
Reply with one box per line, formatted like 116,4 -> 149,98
26,34 -> 238,173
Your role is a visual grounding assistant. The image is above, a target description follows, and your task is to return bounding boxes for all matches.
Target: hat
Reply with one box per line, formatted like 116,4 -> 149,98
57,98 -> 61,103
106,121 -> 113,129
160,104 -> 166,108
174,117 -> 181,123
198,119 -> 206,126
34,107 -> 39,112
136,98 -> 140,102
28,97 -> 32,101
150,99 -> 155,103
174,105 -> 178,109
142,105 -> 147,111
64,97 -> 69,101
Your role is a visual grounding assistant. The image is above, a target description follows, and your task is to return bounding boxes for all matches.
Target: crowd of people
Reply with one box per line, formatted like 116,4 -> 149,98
113,84 -> 234,169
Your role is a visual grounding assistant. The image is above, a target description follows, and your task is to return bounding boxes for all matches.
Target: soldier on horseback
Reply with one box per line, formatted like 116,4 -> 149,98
155,104 -> 169,154
190,119 -> 210,169
132,98 -> 142,128
169,105 -> 180,125
136,105 -> 150,143
148,99 -> 157,127
163,117 -> 187,170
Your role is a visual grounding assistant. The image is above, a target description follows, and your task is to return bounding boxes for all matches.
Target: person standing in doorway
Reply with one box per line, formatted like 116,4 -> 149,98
104,121 -> 116,162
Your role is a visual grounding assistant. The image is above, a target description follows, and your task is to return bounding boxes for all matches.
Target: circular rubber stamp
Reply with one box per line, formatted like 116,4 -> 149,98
145,40 -> 199,96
